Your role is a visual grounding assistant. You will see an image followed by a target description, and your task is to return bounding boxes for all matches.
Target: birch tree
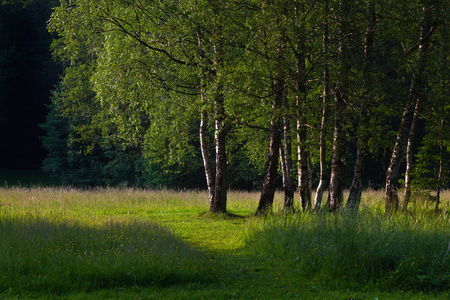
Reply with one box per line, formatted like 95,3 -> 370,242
385,0 -> 438,213
346,1 -> 376,212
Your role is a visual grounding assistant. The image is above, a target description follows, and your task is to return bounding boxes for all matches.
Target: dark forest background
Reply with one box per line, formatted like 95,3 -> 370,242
0,0 -> 60,170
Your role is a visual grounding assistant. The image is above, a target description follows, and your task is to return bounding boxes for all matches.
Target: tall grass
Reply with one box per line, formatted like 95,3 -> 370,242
0,188 -> 212,296
245,189 -> 450,292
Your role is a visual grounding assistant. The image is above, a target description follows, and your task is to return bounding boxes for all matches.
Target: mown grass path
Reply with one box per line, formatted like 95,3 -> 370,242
138,209 -> 329,299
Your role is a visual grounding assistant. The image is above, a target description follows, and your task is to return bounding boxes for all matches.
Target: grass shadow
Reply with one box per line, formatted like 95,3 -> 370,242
199,211 -> 249,219
0,216 -> 214,297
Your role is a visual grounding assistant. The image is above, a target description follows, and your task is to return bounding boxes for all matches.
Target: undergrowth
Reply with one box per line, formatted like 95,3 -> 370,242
245,192 -> 450,293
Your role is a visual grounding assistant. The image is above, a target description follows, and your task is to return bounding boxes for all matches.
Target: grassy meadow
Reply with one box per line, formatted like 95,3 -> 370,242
0,187 -> 449,299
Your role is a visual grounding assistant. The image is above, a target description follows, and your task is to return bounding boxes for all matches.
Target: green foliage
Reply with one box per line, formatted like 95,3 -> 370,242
412,132 -> 449,191
385,253 -> 450,292
41,57 -> 146,187
142,105 -> 205,189
43,0 -> 449,193
410,18 -> 450,191
227,128 -> 268,190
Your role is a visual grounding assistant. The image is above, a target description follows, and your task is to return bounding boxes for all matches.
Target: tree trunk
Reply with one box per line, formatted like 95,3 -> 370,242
329,86 -> 346,211
385,3 -> 433,213
296,50 -> 311,211
297,114 -> 311,211
436,133 -> 443,212
402,99 -> 420,210
347,146 -> 365,212
385,101 -> 417,213
328,0 -> 349,211
347,1 -> 375,212
308,151 -> 313,201
435,83 -> 445,212
209,20 -> 227,213
197,30 -> 215,208
200,109 -> 214,207
281,91 -> 295,213
313,0 -> 329,211
256,78 -> 282,215
210,89 -> 228,213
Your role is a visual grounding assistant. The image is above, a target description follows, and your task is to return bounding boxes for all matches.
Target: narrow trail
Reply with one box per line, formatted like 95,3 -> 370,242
147,210 -> 310,298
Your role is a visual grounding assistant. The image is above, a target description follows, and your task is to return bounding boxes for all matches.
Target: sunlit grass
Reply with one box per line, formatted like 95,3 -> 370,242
0,187 -> 449,299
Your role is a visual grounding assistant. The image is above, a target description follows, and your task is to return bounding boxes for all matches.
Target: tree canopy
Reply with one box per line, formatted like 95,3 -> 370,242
42,0 -> 449,213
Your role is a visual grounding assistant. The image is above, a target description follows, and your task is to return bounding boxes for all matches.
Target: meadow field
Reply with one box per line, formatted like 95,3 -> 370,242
0,187 -> 449,299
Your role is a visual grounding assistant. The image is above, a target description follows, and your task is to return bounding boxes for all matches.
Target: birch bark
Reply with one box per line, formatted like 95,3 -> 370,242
385,3 -> 434,213
347,1 -> 375,212
313,0 -> 329,211
256,78 -> 283,215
